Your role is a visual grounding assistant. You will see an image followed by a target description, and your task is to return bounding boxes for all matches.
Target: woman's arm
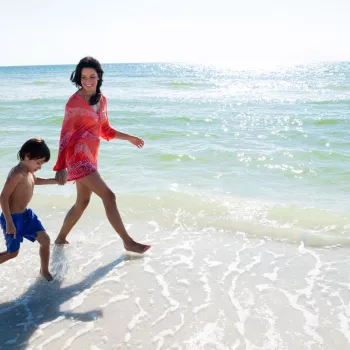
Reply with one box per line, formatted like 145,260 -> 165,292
53,100 -> 76,184
114,131 -> 144,148
100,97 -> 144,147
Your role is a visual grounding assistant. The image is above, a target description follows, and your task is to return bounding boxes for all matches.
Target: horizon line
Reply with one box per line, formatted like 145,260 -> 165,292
0,61 -> 187,68
0,59 -> 349,69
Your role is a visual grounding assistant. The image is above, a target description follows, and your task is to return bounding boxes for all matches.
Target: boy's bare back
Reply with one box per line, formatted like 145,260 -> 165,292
5,164 -> 35,214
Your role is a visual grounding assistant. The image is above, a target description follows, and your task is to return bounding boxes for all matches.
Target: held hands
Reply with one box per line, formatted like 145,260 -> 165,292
55,169 -> 68,185
128,136 -> 144,148
6,221 -> 16,238
53,137 -> 143,187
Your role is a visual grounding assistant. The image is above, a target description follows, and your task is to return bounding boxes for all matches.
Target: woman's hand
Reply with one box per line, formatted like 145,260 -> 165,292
55,169 -> 68,185
128,136 -> 144,148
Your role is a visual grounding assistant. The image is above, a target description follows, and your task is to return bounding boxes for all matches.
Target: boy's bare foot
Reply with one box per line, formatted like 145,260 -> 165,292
55,238 -> 69,244
124,240 -> 151,254
40,270 -> 53,281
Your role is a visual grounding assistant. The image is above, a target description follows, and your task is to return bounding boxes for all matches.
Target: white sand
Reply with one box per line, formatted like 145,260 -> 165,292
1,203 -> 350,349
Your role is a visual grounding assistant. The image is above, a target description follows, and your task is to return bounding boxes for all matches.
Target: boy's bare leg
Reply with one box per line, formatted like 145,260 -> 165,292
0,251 -> 18,264
55,182 -> 92,244
36,231 -> 53,281
79,172 -> 151,254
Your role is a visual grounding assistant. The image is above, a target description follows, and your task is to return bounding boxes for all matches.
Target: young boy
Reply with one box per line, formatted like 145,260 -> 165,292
0,138 -> 59,281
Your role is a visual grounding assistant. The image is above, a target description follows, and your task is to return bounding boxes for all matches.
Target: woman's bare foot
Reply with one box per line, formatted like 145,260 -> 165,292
40,270 -> 54,281
55,237 -> 69,244
124,240 -> 151,254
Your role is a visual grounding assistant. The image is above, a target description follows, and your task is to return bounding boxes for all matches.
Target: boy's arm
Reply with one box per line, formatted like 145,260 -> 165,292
34,176 -> 59,185
0,170 -> 23,235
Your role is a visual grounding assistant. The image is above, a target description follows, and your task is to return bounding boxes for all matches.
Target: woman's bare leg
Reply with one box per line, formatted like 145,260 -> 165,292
79,172 -> 150,254
55,181 -> 92,244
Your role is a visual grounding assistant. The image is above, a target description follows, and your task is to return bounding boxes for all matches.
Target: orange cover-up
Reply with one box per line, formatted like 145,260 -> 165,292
53,94 -> 117,181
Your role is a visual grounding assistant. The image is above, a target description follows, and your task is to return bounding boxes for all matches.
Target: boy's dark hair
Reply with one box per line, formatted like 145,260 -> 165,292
70,56 -> 104,106
18,138 -> 50,162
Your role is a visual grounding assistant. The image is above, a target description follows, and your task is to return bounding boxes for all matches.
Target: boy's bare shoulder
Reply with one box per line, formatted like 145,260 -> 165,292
7,165 -> 25,181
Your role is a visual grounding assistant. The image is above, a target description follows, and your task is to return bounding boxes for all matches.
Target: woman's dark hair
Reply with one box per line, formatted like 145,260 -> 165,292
18,138 -> 50,162
70,56 -> 104,105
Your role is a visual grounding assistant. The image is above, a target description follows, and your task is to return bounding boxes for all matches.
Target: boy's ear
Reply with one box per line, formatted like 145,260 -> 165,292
23,153 -> 31,161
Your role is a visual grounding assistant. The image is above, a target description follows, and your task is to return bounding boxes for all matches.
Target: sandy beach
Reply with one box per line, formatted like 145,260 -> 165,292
1,197 -> 350,349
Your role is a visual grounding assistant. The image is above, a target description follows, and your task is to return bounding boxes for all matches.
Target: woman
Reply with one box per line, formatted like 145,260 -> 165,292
54,56 -> 150,254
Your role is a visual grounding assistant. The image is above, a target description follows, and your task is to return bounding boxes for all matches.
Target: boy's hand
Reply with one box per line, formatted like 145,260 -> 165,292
128,136 -> 144,148
6,222 -> 16,238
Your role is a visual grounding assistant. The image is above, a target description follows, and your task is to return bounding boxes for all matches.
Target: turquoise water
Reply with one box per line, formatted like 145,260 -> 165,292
1,62 -> 350,245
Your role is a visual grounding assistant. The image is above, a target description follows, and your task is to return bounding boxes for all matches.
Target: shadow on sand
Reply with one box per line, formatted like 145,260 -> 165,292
0,246 -> 142,349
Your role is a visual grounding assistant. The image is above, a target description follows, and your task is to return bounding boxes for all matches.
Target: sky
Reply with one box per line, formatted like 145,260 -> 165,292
1,0 -> 349,67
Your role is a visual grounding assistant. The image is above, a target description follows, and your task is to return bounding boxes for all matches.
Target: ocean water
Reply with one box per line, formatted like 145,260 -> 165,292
0,62 -> 350,349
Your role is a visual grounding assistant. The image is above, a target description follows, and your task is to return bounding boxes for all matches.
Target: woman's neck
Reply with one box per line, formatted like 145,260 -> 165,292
81,89 -> 96,97
79,89 -> 96,103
